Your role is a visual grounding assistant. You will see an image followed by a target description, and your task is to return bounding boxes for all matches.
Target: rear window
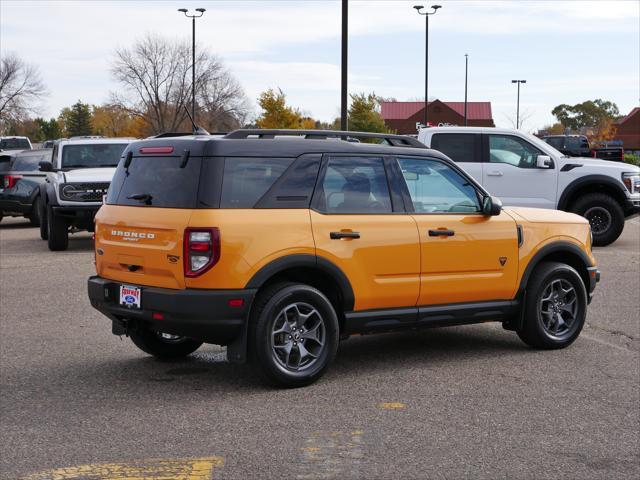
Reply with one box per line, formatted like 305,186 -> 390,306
107,156 -> 203,208
544,137 -> 564,149
11,151 -> 51,171
220,157 -> 293,208
61,143 -> 127,168
431,133 -> 480,163
0,138 -> 30,150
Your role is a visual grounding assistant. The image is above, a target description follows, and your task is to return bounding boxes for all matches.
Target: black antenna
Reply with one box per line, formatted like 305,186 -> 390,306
183,105 -> 210,136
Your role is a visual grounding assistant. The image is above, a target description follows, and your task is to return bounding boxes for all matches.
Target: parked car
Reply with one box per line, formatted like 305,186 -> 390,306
0,149 -> 52,225
0,136 -> 32,152
419,127 -> 640,246
543,135 -> 625,163
88,129 -> 599,387
38,138 -> 132,250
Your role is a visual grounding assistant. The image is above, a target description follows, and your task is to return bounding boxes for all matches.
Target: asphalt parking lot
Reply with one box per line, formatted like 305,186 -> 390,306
1,217 -> 638,480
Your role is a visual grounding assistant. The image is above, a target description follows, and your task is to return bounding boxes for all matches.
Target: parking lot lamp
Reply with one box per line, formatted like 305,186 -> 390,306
511,79 -> 526,129
178,7 -> 206,129
413,4 -> 442,127
464,54 -> 468,126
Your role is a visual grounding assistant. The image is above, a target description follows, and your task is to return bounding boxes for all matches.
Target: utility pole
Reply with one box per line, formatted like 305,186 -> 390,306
341,0 -> 348,131
511,79 -> 527,129
464,54 -> 468,126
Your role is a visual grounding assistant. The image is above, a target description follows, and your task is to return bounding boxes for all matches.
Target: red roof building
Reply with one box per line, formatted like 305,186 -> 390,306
614,107 -> 640,150
380,100 -> 495,134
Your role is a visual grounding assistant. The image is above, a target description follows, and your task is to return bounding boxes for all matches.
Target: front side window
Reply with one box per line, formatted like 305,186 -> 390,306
318,157 -> 392,214
431,133 -> 480,163
398,157 -> 481,213
488,135 -> 542,169
61,143 -> 128,168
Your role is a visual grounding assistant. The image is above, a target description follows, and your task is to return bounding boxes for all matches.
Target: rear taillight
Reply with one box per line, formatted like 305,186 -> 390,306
184,228 -> 220,277
3,175 -> 22,189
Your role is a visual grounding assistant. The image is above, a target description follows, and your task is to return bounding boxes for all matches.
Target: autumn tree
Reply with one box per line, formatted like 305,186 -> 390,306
92,104 -> 148,138
111,34 -> 248,134
255,88 -> 306,129
552,99 -> 619,131
0,53 -> 47,132
347,93 -> 389,134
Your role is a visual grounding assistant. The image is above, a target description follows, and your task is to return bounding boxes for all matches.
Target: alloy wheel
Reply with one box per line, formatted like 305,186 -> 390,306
584,206 -> 612,235
539,279 -> 578,338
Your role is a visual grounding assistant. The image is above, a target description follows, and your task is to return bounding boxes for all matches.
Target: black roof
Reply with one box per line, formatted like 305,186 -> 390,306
124,129 -> 450,162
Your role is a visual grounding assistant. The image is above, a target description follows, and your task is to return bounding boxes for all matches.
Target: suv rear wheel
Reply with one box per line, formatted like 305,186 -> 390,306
47,206 -> 68,251
38,198 -> 48,240
129,324 -> 203,359
517,261 -> 587,349
249,283 -> 339,388
570,193 -> 624,246
29,196 -> 41,227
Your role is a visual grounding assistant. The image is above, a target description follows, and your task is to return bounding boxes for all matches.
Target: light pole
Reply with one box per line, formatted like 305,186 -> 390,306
511,79 -> 526,129
464,54 -> 468,126
178,7 -> 206,130
413,4 -> 441,127
341,0 -> 348,131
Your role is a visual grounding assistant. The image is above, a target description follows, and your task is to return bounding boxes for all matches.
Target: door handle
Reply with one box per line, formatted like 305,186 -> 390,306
487,171 -> 503,176
330,231 -> 360,239
428,229 -> 455,237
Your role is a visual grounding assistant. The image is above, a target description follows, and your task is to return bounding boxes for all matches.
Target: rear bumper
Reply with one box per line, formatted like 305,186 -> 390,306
0,198 -> 32,215
87,276 -> 256,345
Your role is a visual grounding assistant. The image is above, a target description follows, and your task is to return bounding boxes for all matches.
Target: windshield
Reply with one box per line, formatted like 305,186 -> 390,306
1,138 -> 30,150
61,143 -> 128,168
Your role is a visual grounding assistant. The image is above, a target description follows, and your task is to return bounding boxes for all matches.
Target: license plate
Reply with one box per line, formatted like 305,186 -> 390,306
119,285 -> 141,309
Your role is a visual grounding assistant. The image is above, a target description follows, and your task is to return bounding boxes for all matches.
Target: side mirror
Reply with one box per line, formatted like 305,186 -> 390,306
482,195 -> 502,216
39,160 -> 53,172
536,155 -> 552,169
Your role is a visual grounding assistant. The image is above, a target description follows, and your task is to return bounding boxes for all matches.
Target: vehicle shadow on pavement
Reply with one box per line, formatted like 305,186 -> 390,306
27,326 -> 527,396
0,220 -> 34,230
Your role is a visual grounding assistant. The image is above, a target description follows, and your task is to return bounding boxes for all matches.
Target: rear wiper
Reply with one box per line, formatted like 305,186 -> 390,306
127,193 -> 153,205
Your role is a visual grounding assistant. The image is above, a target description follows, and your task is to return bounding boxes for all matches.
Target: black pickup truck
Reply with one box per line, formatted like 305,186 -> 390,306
0,149 -> 51,225
543,135 -> 624,162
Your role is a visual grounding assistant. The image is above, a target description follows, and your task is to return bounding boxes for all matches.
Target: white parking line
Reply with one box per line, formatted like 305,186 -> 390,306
581,332 -> 635,353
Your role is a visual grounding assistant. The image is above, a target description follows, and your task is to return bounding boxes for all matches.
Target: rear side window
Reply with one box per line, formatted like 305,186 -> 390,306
220,158 -> 293,208
545,137 -> 564,149
107,156 -> 202,208
317,156 -> 392,214
431,133 -> 480,163
11,151 -> 50,171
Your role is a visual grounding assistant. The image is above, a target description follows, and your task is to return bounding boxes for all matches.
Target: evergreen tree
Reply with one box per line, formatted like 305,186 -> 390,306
64,100 -> 93,136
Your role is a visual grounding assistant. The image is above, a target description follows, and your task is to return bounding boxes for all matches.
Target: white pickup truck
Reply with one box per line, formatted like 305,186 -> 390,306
37,138 -> 132,251
418,127 -> 640,246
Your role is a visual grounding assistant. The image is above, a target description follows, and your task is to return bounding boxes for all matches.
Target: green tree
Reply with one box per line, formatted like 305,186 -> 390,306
347,93 -> 390,134
255,88 -> 305,129
35,117 -> 62,140
61,100 -> 93,137
551,99 -> 619,131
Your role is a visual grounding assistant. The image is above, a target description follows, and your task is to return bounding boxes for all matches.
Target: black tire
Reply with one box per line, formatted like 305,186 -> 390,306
29,197 -> 41,227
47,205 -> 68,251
38,198 -> 48,240
517,261 -> 587,349
129,324 -> 203,359
569,192 -> 625,247
249,282 -> 339,388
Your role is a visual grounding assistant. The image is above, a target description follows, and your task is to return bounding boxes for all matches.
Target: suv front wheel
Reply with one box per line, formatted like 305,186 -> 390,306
570,193 -> 624,246
250,283 -> 340,388
517,262 -> 587,349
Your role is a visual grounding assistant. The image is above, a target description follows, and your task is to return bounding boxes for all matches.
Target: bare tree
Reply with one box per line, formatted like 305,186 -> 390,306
503,108 -> 535,131
110,34 -> 248,134
0,53 -> 47,131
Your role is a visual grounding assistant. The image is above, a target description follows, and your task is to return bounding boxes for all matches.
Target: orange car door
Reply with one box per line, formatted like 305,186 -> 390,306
310,155 -> 420,312
395,156 -> 519,305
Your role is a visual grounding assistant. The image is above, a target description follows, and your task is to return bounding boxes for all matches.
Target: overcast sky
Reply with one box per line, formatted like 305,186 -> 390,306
1,0 -> 639,131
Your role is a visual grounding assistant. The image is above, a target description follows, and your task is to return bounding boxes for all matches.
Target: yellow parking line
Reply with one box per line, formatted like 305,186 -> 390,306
378,402 -> 406,410
21,456 -> 224,480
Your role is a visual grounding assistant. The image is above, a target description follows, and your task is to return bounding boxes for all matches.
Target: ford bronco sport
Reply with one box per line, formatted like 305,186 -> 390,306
88,129 -> 600,387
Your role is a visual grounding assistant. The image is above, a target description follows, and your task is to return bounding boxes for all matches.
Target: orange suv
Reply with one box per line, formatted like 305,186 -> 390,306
88,129 -> 600,387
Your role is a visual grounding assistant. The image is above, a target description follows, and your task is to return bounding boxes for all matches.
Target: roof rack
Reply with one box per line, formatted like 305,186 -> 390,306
152,132 -> 228,139
224,129 -> 425,148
